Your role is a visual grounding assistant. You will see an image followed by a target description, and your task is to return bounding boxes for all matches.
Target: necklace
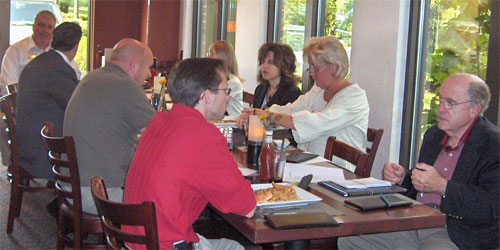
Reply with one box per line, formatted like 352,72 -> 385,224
267,87 -> 277,99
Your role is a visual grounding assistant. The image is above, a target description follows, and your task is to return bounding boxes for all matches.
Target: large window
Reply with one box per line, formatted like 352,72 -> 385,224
402,0 -> 495,169
270,0 -> 353,91
9,0 -> 90,74
192,0 -> 238,58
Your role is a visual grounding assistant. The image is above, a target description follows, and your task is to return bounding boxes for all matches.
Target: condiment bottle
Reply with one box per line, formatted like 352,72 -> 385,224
259,130 -> 275,182
157,78 -> 167,111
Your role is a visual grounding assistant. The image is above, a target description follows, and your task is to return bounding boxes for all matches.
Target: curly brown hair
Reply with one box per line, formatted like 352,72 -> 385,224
257,42 -> 298,86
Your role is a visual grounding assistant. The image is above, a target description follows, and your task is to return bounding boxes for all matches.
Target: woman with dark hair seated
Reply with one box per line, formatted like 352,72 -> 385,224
253,42 -> 302,109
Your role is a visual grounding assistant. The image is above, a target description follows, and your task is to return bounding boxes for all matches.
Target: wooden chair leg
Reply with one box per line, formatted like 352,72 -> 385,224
56,211 -> 66,249
15,187 -> 23,217
6,184 -> 20,233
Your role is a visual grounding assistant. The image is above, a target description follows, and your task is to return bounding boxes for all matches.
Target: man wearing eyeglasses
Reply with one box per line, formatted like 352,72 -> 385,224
123,58 -> 256,250
339,73 -> 499,249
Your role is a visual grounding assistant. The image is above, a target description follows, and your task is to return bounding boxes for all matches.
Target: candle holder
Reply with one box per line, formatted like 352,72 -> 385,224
246,115 -> 264,169
247,141 -> 262,170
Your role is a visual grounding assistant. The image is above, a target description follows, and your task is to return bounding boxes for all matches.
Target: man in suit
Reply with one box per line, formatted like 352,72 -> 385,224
16,22 -> 82,182
339,73 -> 499,249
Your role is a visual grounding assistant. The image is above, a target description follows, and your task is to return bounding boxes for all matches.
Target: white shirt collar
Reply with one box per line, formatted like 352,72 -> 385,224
27,36 -> 51,52
54,49 -> 70,64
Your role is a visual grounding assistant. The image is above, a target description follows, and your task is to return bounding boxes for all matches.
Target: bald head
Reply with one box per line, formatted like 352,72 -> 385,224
109,38 -> 153,85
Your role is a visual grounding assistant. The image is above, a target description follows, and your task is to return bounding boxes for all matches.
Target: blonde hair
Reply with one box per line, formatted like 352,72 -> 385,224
210,41 -> 244,82
303,36 -> 349,79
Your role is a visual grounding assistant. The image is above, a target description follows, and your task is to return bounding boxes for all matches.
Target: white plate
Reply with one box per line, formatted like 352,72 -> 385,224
252,183 -> 322,208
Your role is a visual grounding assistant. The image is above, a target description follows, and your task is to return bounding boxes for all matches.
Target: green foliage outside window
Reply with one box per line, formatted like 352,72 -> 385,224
421,0 -> 490,135
59,0 -> 89,74
282,0 -> 306,52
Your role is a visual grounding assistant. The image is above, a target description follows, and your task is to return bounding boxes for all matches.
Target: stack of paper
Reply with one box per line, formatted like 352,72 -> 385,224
332,177 -> 392,189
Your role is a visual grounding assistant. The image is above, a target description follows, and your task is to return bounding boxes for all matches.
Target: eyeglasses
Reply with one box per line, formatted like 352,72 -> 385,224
206,51 -> 214,57
306,63 -> 329,73
210,88 -> 232,95
438,98 -> 473,110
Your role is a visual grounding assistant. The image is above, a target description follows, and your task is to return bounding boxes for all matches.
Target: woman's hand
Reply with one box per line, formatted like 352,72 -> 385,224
235,108 -> 266,129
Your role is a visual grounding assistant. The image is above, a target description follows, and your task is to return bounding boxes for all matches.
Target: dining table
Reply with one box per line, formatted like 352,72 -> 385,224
213,142 -> 446,249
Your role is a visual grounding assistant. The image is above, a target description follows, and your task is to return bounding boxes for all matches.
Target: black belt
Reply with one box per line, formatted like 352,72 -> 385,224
173,240 -> 193,250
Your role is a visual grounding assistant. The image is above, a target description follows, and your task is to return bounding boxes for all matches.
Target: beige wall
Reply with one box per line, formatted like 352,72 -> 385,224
0,0 -> 11,68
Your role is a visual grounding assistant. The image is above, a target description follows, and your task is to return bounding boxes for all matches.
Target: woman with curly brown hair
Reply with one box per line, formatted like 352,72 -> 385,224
252,42 -> 302,109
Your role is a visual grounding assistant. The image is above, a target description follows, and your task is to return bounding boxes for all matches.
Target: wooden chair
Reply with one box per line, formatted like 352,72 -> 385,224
91,177 -> 159,250
324,136 -> 369,177
40,122 -> 105,249
3,93 -> 55,233
364,128 -> 384,178
243,91 -> 254,106
7,83 -> 18,94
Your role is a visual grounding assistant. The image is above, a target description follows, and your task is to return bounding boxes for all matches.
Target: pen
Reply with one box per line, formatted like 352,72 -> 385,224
380,194 -> 391,207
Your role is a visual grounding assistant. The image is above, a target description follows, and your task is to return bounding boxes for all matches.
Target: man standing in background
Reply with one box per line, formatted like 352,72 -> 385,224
0,10 -> 81,168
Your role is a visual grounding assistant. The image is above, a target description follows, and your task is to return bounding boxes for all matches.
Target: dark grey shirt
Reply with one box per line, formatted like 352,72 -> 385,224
63,63 -> 155,187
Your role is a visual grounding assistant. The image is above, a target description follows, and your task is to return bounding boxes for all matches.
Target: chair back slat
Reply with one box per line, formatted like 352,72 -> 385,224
243,91 -> 254,106
3,93 -> 55,233
91,177 -> 160,250
364,128 -> 384,177
1,93 -> 17,162
7,83 -> 18,94
41,124 -> 81,199
324,136 -> 370,177
41,122 -> 104,249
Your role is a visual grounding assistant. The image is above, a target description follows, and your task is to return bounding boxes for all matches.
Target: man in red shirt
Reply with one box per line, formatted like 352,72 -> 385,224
123,58 -> 256,250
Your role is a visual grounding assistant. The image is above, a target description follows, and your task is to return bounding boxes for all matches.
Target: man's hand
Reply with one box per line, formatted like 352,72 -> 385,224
411,163 -> 447,196
383,162 -> 405,185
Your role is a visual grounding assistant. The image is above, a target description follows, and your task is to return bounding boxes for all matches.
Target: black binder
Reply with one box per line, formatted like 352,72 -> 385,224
318,181 -> 407,197
265,212 -> 339,229
286,152 -> 318,163
344,195 -> 413,211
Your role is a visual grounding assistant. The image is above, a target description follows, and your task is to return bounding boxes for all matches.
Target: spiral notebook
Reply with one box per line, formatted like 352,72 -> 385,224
318,180 -> 407,197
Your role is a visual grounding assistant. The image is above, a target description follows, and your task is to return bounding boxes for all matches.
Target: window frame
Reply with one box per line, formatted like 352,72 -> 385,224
267,0 -> 325,92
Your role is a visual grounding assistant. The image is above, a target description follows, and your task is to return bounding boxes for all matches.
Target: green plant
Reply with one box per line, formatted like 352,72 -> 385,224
60,1 -> 89,73
421,0 -> 490,132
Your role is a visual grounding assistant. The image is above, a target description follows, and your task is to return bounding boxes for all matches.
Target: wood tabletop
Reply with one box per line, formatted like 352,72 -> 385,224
216,147 -> 446,244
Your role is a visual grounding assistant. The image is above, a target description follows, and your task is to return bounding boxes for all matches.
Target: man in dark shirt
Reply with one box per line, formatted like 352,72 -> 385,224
339,73 -> 499,249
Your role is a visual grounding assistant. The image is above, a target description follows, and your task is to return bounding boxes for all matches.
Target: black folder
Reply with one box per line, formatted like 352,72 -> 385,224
344,195 -> 413,211
265,212 -> 339,229
318,181 -> 407,197
286,152 -> 318,163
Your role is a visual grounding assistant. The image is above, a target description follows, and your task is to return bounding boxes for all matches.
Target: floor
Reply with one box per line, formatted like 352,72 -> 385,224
0,165 -> 58,249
